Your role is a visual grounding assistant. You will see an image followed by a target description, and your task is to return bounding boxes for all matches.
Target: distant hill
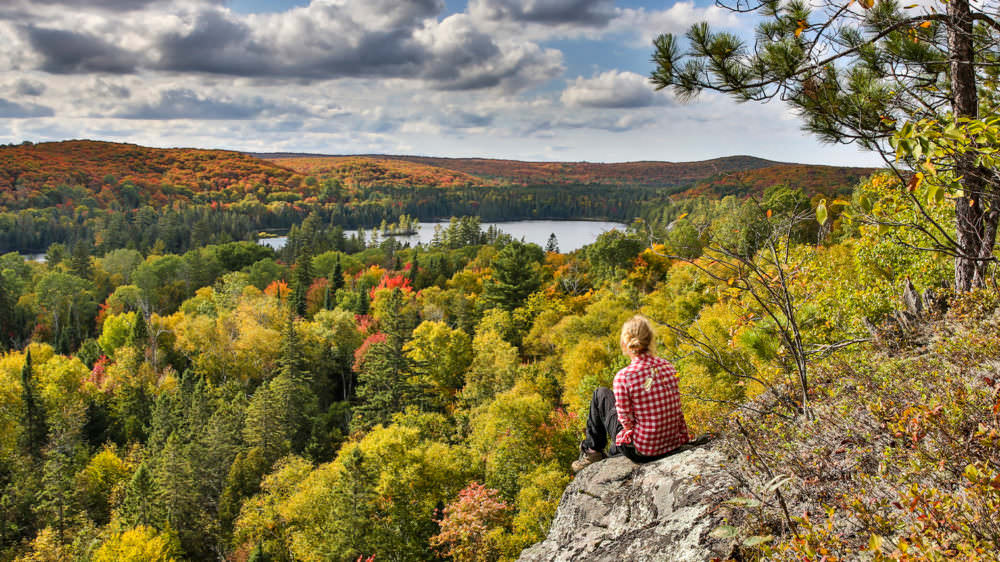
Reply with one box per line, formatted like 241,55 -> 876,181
258,152 -> 878,196
683,163 -> 877,198
358,154 -> 783,187
257,153 -> 785,187
0,140 -> 301,201
270,156 -> 493,189
0,141 -> 878,213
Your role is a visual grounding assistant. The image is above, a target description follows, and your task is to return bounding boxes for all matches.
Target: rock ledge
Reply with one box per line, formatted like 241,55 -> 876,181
518,446 -> 736,562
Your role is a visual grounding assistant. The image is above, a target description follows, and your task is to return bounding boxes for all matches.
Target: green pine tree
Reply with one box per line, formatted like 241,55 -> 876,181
330,255 -> 344,292
292,247 -> 314,317
545,233 -> 559,253
407,253 -> 419,288
245,313 -> 315,459
0,278 -> 13,351
121,462 -> 157,528
352,289 -> 415,431
69,239 -> 93,280
19,351 -> 47,460
129,311 -> 149,350
482,240 -> 543,311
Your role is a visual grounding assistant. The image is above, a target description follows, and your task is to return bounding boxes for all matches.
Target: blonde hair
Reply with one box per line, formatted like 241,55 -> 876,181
620,315 -> 654,354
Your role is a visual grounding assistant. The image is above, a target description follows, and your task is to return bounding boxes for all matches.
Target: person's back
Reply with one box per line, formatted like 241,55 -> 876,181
612,353 -> 688,458
573,315 -> 690,472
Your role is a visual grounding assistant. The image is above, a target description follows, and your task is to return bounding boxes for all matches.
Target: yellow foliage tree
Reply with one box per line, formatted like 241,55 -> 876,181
92,525 -> 181,562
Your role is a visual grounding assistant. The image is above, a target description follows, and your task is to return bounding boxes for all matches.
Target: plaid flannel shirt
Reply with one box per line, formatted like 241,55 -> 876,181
613,353 -> 689,456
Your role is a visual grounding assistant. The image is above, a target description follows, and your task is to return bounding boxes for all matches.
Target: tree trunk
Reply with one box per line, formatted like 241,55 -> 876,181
949,0 -> 997,290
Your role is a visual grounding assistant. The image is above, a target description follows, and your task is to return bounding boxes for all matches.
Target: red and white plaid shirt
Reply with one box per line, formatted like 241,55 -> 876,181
613,353 -> 689,456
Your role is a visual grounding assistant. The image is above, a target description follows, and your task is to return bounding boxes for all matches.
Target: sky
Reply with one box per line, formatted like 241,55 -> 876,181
0,0 -> 883,166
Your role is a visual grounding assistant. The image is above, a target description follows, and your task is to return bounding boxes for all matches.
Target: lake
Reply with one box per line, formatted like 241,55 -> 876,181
258,220 -> 628,253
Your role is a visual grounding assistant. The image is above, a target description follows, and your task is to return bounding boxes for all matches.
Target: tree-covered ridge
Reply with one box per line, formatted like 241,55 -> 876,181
0,141 -> 301,210
0,141 -> 877,212
683,163 -> 876,198
348,154 -> 867,189
271,156 -> 495,189
259,152 -> 876,192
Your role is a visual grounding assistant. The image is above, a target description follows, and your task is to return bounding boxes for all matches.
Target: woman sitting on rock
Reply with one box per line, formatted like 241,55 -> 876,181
572,315 -> 690,472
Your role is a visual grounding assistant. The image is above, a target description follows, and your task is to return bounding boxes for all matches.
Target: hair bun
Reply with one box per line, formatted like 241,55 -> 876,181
620,315 -> 654,354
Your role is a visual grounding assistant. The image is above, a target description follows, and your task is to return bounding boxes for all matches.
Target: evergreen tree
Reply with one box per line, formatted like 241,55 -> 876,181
278,308 -> 304,380
218,447 -> 271,534
482,240 -> 543,311
356,286 -> 370,315
0,279 -> 12,351
44,243 -> 67,267
545,233 -> 559,254
37,414 -> 84,544
292,247 -> 313,317
154,432 -> 197,536
352,289 -> 415,431
19,352 -> 47,460
129,311 -> 148,350
330,255 -> 344,292
243,375 -> 313,461
69,239 -> 92,280
407,253 -> 419,288
112,380 -> 151,443
245,310 -> 314,459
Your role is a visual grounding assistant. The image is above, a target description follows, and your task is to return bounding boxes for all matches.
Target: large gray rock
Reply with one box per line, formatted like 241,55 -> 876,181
518,446 -> 736,562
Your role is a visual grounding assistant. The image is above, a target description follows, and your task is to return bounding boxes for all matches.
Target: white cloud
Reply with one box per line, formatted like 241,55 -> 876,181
5,0 -> 562,94
609,3 -> 745,47
561,70 -> 666,109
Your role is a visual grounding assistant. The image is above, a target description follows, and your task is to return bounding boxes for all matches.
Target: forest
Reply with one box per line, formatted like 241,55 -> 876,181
1,146 -> 995,561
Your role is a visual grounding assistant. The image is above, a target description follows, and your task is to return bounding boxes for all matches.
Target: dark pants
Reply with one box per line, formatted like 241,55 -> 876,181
582,387 -> 673,464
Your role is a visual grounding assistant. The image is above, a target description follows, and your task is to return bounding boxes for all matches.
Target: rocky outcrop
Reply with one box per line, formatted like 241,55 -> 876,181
518,446 -> 736,562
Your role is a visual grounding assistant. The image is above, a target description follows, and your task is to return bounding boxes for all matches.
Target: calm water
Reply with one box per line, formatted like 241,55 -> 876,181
259,220 -> 628,253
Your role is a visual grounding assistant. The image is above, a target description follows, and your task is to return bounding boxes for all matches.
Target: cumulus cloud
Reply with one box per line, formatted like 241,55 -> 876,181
112,88 -> 314,120
13,78 -> 45,96
511,112 -> 653,137
89,77 -> 131,100
561,70 -> 664,109
469,0 -> 616,26
5,1 -> 561,93
0,98 -> 54,118
609,3 -> 744,46
5,0 -> 225,12
22,26 -> 139,74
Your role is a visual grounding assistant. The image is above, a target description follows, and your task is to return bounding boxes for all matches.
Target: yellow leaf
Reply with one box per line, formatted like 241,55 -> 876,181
868,535 -> 883,552
907,172 -> 923,192
904,3 -> 918,7
816,199 -> 829,225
